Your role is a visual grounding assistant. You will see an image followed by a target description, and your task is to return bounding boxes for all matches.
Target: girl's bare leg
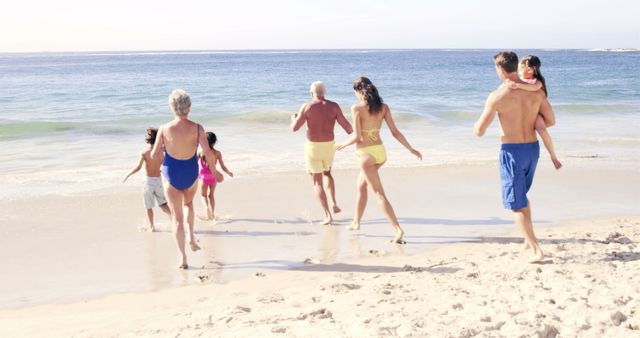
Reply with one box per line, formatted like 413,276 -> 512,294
209,184 -> 217,220
198,181 -> 211,220
348,172 -> 368,230
357,154 -> 405,244
535,115 -> 562,170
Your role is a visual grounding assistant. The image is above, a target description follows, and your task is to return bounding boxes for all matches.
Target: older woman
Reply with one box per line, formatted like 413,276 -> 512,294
336,77 -> 422,244
152,89 -> 217,269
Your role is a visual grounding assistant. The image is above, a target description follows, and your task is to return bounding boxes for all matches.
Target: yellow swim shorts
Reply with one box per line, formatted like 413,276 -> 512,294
305,140 -> 335,174
357,144 -> 387,164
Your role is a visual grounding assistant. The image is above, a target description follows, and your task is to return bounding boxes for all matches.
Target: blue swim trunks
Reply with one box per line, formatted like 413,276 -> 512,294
499,141 -> 540,210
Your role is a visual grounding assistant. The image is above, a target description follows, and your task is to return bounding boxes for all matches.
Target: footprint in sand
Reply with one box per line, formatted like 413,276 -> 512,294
271,326 -> 287,334
369,249 -> 388,257
196,274 -> 211,283
233,306 -> 251,313
297,308 -> 333,320
603,232 -> 632,244
330,283 -> 361,293
402,265 -> 424,273
466,272 -> 479,279
537,324 -> 559,338
257,294 -> 285,304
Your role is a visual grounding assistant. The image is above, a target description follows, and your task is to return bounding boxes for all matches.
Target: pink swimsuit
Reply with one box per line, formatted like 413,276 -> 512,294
199,157 -> 216,186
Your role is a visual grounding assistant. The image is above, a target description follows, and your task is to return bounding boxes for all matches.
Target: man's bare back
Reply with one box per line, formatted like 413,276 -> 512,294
290,83 -> 353,225
476,84 -> 554,142
300,99 -> 351,142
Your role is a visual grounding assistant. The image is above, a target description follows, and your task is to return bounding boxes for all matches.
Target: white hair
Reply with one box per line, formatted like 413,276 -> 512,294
168,89 -> 191,116
309,81 -> 326,97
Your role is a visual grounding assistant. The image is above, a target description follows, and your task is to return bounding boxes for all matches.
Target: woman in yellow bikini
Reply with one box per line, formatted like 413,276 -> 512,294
336,77 -> 422,244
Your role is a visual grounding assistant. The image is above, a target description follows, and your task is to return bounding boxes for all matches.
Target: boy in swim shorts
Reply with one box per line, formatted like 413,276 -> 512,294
123,127 -> 172,231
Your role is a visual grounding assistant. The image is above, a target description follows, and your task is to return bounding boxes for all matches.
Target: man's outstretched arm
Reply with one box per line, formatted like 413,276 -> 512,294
290,104 -> 307,132
474,93 -> 497,137
336,106 -> 353,134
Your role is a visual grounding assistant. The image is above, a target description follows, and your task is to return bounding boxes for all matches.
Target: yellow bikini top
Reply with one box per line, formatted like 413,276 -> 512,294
361,128 -> 380,141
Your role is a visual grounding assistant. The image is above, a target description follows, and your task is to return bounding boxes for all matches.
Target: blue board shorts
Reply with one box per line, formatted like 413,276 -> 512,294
499,141 -> 540,210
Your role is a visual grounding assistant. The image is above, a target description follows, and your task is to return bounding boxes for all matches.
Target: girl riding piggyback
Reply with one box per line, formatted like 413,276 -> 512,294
508,55 -> 562,170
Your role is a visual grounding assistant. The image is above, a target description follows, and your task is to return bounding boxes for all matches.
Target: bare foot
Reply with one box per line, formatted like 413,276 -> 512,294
197,214 -> 211,221
348,222 -> 360,231
189,240 -> 201,252
391,229 -> 406,244
552,158 -> 563,170
523,242 -> 531,251
321,216 -> 333,225
528,248 -> 545,263
332,205 -> 342,214
178,256 -> 188,269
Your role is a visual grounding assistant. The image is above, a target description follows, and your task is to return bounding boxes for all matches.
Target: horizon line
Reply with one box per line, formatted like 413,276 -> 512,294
1,47 -> 639,55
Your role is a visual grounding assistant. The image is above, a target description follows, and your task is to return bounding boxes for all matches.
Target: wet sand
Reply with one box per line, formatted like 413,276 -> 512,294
1,216 -> 638,337
0,163 -> 638,336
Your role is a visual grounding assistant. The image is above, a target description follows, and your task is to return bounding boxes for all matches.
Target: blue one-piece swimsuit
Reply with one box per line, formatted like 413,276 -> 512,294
161,152 -> 199,190
160,124 -> 200,190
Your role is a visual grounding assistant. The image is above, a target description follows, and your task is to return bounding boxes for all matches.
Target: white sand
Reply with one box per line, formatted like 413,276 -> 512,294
0,164 -> 638,336
1,217 -> 638,337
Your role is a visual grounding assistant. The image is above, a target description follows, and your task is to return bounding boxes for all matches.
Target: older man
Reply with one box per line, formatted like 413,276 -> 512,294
291,81 -> 353,225
474,51 -> 556,263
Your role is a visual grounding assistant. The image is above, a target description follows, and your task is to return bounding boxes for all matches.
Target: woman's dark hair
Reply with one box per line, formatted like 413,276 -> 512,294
206,131 -> 217,149
521,55 -> 548,97
353,76 -> 384,114
145,127 -> 158,145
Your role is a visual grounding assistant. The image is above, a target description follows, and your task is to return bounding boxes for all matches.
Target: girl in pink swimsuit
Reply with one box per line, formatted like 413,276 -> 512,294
198,132 -> 234,221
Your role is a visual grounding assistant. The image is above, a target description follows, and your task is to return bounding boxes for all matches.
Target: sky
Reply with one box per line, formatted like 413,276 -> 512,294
0,0 -> 638,52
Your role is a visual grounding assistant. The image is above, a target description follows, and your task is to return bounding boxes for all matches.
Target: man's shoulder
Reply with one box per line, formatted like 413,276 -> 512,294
323,98 -> 339,105
488,86 -> 512,103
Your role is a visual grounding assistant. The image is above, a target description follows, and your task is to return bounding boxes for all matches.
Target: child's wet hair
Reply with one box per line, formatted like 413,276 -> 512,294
145,127 -> 158,145
206,131 -> 217,149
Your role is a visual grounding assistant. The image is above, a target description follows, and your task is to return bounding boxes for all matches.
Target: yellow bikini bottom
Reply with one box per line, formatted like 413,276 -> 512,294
357,144 -> 387,164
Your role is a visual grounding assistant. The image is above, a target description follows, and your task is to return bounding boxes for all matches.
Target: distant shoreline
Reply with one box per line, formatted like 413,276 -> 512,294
2,47 -> 639,55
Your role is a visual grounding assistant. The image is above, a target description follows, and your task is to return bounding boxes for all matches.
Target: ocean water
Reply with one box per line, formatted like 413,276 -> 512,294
0,49 -> 639,200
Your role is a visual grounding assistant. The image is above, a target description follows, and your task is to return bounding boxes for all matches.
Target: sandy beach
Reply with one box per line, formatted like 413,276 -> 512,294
1,216 -> 638,337
0,162 -> 638,337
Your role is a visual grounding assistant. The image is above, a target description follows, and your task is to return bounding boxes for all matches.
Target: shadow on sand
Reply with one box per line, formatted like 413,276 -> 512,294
206,260 -> 462,274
